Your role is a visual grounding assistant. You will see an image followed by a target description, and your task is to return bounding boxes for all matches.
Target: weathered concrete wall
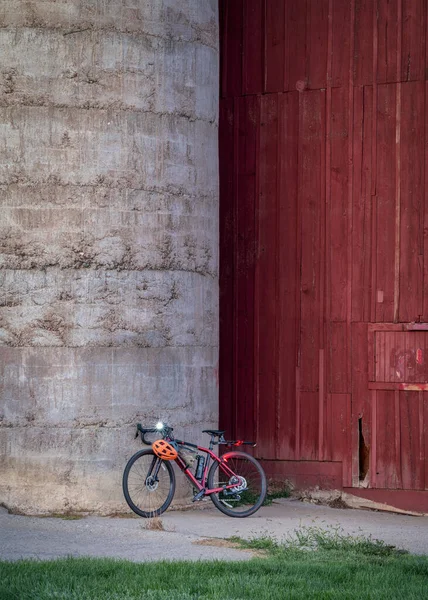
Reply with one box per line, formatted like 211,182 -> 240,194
0,1 -> 219,514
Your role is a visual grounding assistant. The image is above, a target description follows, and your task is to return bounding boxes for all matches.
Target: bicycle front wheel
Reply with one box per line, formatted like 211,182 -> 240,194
207,451 -> 267,517
122,449 -> 176,518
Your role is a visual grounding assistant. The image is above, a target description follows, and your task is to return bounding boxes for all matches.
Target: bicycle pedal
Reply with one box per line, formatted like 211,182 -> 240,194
192,489 -> 206,502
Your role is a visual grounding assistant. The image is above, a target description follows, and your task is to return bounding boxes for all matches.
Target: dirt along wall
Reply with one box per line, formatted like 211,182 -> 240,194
0,1 -> 219,514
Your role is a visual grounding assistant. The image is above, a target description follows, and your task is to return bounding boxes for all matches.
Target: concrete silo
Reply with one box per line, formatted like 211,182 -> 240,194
0,1 -> 219,513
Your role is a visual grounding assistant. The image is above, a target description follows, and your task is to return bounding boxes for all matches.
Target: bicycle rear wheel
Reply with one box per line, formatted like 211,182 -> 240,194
207,451 -> 267,517
122,449 -> 176,518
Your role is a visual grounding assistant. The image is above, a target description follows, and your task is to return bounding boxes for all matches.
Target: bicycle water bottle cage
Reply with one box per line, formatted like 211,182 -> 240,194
152,440 -> 178,461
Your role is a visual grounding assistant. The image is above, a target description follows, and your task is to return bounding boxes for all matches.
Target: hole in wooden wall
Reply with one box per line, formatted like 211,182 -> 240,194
358,417 -> 370,482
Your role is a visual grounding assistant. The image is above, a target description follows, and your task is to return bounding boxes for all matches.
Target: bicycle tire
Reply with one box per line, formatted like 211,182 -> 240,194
122,448 -> 176,518
207,451 -> 267,518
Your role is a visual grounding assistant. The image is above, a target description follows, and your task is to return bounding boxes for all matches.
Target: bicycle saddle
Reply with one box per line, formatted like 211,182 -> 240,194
202,429 -> 226,436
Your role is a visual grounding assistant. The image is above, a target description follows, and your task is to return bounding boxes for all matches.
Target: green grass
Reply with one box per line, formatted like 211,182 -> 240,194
1,528 -> 427,600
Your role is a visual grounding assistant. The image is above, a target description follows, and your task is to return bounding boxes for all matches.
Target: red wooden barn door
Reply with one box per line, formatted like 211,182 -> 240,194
219,0 -> 428,507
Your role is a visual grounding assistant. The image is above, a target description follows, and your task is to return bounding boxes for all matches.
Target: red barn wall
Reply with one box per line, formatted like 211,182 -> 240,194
219,0 -> 428,512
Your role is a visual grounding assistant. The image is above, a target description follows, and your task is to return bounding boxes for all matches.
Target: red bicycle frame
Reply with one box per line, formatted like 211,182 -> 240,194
171,440 -> 245,496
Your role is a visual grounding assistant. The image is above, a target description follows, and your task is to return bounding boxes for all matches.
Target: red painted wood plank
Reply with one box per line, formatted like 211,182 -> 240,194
375,84 -> 397,322
420,391 -> 425,491
219,0 -> 227,98
376,0 -> 399,83
319,349 -> 327,460
424,392 -> 428,490
401,0 -> 425,82
395,390 -> 402,488
299,90 -> 325,392
330,393 -> 352,486
299,392 -> 319,460
242,0 -> 264,95
352,86 -> 374,322
253,94 -> 262,450
277,91 -> 299,460
256,93 -> 279,459
331,0 -> 352,87
224,0 -> 243,97
374,390 -> 401,488
330,86 -> 349,322
354,0 -> 375,85
284,0 -> 307,91
265,0 -> 285,93
219,98 -> 236,435
424,82 -> 428,321
370,390 -> 377,486
235,96 -> 258,442
329,322 -> 349,394
306,0 -> 329,89
400,391 -> 425,489
351,322 -> 371,485
399,81 -> 424,322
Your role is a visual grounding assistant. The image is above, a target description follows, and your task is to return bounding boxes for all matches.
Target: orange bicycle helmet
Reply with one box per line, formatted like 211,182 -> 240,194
152,439 -> 178,461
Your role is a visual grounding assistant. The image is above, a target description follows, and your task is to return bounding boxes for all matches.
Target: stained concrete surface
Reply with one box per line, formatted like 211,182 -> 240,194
1,498 -> 427,562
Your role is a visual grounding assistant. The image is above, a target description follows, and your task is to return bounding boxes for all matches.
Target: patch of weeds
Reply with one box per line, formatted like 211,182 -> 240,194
228,535 -> 280,554
229,525 -> 407,559
291,525 -> 407,557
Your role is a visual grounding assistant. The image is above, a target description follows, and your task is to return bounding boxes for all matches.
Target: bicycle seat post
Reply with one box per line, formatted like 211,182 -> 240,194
209,434 -> 215,451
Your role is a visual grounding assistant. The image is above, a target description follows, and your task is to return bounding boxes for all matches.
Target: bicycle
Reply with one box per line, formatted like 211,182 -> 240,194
122,422 -> 267,518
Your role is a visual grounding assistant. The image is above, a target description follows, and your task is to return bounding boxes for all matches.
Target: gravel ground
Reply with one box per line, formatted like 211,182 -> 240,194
1,498 -> 427,562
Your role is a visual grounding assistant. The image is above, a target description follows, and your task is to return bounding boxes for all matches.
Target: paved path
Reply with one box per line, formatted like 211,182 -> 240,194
1,499 -> 427,562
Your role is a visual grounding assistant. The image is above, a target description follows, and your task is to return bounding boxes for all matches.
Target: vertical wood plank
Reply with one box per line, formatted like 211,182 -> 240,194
253,95 -> 262,451
331,0 -> 352,87
351,323 -> 371,485
219,98 -> 236,435
354,0 -> 375,85
242,0 -> 264,95
235,96 -> 258,442
331,394 -> 352,486
265,0 -> 285,93
399,81 -> 424,322
219,0 -> 227,98
329,323 -> 349,393
424,392 -> 428,490
256,94 -> 279,459
306,0 -> 329,89
424,82 -> 428,321
224,0 -> 243,97
352,86 -> 374,322
277,92 -> 299,459
395,390 -> 402,488
375,84 -> 397,322
376,0 -> 399,83
401,0 -> 425,82
400,391 -> 424,489
299,392 -> 319,459
285,0 -> 307,91
299,90 -> 325,392
330,86 -> 350,322
374,390 -> 401,488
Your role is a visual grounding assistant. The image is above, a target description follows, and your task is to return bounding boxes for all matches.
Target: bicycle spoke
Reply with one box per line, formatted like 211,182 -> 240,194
208,452 -> 266,517
123,450 -> 175,518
